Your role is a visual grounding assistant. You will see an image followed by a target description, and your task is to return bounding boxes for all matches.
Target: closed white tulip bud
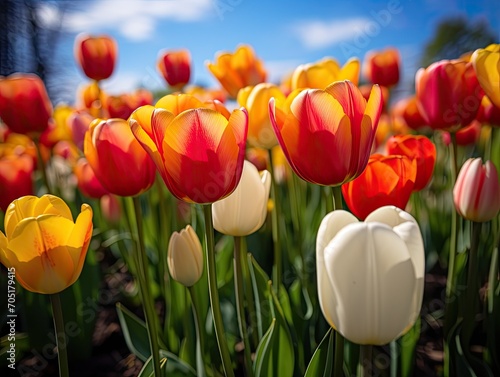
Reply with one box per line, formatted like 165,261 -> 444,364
316,206 -> 425,345
168,225 -> 203,287
212,160 -> 271,236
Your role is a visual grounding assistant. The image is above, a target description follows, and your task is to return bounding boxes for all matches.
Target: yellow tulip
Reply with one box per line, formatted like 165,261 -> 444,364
316,206 -> 424,345
291,57 -> 360,90
0,195 -> 93,294
167,225 -> 203,287
472,44 -> 500,108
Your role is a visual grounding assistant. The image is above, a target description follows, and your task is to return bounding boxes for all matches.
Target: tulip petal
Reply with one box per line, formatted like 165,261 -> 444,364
66,204 -> 93,286
7,215 -> 76,294
339,58 -> 360,86
316,210 -> 358,329
155,94 -> 204,116
325,81 -> 366,126
0,231 -> 9,268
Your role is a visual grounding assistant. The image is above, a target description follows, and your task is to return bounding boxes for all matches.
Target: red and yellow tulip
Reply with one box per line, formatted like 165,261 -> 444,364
269,80 -> 383,186
84,118 -> 157,197
130,104 -> 248,204
291,57 -> 360,90
363,47 -> 401,87
471,44 -> 500,108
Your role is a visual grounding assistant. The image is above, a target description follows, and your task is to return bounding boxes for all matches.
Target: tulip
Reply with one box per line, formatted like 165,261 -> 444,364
212,161 -> 271,236
316,206 -> 424,345
386,134 -> 436,191
74,158 -> 109,199
130,104 -> 248,204
185,85 -> 227,103
78,81 -> 106,118
100,194 -> 121,224
0,195 -> 93,294
269,80 -> 383,186
391,96 -> 427,130
84,118 -> 157,197
415,59 -> 482,130
0,154 -> 34,212
40,104 -> 74,149
342,154 -> 417,220
471,44 -> 500,108
237,83 -> 286,149
157,49 -> 191,89
0,73 -> 53,135
105,89 -> 153,120
206,44 -> 267,98
68,109 -> 94,151
291,57 -> 360,90
363,47 -> 401,87
167,225 -> 203,287
476,95 -> 500,127
453,158 -> 500,222
74,34 -> 117,81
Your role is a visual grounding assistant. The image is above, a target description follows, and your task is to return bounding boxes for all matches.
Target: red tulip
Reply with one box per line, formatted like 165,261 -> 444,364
476,95 -> 500,127
157,49 -> 191,89
130,105 -> 248,204
0,154 -> 34,212
363,47 -> 401,87
386,134 -> 436,191
453,158 -> 500,222
269,80 -> 383,186
84,118 -> 156,197
74,34 -> 117,81
415,59 -> 482,130
0,73 -> 53,135
392,96 -> 427,130
342,154 -> 417,220
74,158 -> 109,199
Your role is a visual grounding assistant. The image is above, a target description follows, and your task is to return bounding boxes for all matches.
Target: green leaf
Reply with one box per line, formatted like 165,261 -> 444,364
137,349 -> 198,377
248,254 -> 273,340
116,302 -> 151,362
304,328 -> 335,377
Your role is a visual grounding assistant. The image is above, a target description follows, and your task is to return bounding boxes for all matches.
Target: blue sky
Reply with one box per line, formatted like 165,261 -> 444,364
39,0 -> 500,104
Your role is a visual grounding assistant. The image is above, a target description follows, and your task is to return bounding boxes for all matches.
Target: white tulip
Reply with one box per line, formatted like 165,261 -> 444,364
212,160 -> 271,236
316,206 -> 425,345
168,225 -> 203,287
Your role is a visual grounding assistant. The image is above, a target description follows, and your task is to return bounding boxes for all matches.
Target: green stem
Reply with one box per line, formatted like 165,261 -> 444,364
332,185 -> 343,211
234,236 -> 254,377
267,149 -> 282,290
188,286 -> 207,377
324,186 -> 333,213
132,196 -> 162,377
240,238 -> 259,349
50,293 -> 69,377
34,137 -> 52,194
359,344 -> 373,377
334,330 -> 345,377
462,221 -> 482,348
203,205 -> 235,377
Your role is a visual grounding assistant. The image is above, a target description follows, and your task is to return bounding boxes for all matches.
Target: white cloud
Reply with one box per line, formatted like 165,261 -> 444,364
41,0 -> 215,41
292,17 -> 371,49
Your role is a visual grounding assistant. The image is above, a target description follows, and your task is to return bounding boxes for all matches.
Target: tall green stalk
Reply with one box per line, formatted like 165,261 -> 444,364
267,149 -> 282,290
203,205 -> 235,377
132,197 -> 162,377
50,293 -> 69,377
234,236 -> 254,377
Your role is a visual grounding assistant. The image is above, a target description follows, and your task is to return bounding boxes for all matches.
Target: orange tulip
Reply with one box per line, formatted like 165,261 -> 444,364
386,134 -> 436,191
40,104 -> 74,149
237,83 -> 286,149
84,118 -> 156,197
416,59 -> 482,130
269,80 -> 383,186
392,96 -> 427,131
157,49 -> 191,89
106,89 -> 153,120
74,34 -> 117,81
130,105 -> 248,203
0,154 -> 34,212
0,73 -> 53,135
363,47 -> 401,87
342,154 -> 417,220
206,44 -> 267,98
291,57 -> 360,90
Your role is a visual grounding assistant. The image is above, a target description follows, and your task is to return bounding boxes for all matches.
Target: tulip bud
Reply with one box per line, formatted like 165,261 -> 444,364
316,206 -> 424,345
453,158 -> 500,222
167,225 -> 203,287
212,161 -> 271,236
74,34 -> 117,82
